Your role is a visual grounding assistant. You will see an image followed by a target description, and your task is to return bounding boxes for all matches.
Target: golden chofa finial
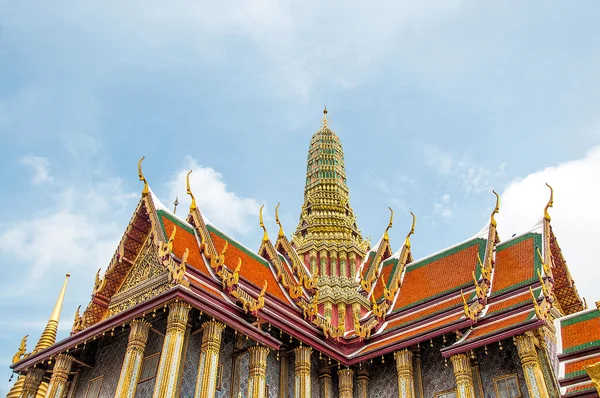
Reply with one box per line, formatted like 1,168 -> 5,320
383,207 -> 394,241
186,170 -> 197,212
404,212 -> 416,249
275,202 -> 285,238
259,204 -> 269,242
544,183 -> 554,221
322,106 -> 329,129
138,156 -> 149,196
490,190 -> 500,227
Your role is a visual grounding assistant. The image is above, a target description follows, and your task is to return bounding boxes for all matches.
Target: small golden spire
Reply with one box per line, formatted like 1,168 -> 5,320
138,156 -> 149,196
275,202 -> 285,238
490,190 -> 500,227
404,212 -> 416,249
173,196 -> 179,214
260,204 -> 269,242
383,207 -> 394,241
544,183 -> 554,221
186,170 -> 197,212
33,273 -> 70,353
322,106 -> 329,129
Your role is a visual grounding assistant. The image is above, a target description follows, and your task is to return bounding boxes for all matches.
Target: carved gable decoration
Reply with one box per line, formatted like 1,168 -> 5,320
108,237 -> 169,317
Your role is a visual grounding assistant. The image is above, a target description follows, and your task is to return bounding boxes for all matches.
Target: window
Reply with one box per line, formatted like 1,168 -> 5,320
85,376 -> 103,398
216,364 -> 223,391
435,390 -> 456,398
139,353 -> 160,383
494,375 -> 521,398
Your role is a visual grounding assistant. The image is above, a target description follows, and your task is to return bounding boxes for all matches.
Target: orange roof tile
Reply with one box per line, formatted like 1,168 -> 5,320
386,295 -> 465,331
561,310 -> 600,355
492,233 -> 541,296
565,382 -> 595,395
485,289 -> 540,316
208,226 -> 289,303
565,355 -> 600,378
464,310 -> 534,342
372,258 -> 398,301
392,239 -> 486,313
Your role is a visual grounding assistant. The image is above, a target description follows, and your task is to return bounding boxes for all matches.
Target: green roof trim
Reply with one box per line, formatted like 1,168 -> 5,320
157,210 -> 196,236
384,258 -> 400,288
487,289 -> 541,316
465,310 -> 537,342
561,309 -> 600,327
206,224 -> 271,269
392,281 -> 473,314
562,340 -> 600,355
406,238 -> 486,275
565,369 -> 588,379
363,251 -> 377,276
491,233 -> 542,297
387,303 -> 464,333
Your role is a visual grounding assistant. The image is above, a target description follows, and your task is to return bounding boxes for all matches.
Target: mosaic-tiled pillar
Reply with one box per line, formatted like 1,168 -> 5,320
45,354 -> 74,398
279,350 -> 289,398
114,319 -> 152,398
152,301 -> 191,398
337,305 -> 346,334
324,302 -> 333,322
394,349 -> 415,398
357,369 -> 369,398
337,368 -> 354,398
450,353 -> 475,398
309,250 -> 318,277
515,333 -> 550,398
247,346 -> 270,398
320,250 -> 328,277
21,368 -> 45,398
413,349 -> 424,398
329,250 -> 339,278
318,364 -> 333,398
294,346 -> 312,398
348,253 -> 357,279
339,252 -> 348,279
193,320 -> 226,398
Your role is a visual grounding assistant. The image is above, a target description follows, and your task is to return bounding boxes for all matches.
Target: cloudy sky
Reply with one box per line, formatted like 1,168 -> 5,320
1,1 -> 599,393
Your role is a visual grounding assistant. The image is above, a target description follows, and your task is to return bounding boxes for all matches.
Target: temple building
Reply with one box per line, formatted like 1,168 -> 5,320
7,109 -> 599,398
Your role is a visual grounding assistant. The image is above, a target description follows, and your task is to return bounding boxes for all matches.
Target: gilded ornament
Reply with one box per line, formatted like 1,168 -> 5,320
12,335 -> 28,364
544,183 -> 553,221
490,190 -> 500,227
259,204 -> 269,242
186,170 -> 197,212
93,268 -> 106,294
384,207 -> 394,242
138,156 -> 149,195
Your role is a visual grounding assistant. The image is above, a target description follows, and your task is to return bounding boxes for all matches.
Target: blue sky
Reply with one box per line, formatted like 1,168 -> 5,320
1,1 -> 600,394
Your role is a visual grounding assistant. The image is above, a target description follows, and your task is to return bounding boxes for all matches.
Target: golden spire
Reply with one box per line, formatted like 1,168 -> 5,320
186,170 -> 197,212
383,207 -> 394,241
33,273 -> 70,353
259,204 -> 269,242
138,156 -> 149,196
544,183 -> 554,221
275,202 -> 285,238
322,106 -> 328,129
404,212 -> 416,249
490,190 -> 500,227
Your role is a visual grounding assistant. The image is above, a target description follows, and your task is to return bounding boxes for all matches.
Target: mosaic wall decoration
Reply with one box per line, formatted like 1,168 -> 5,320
477,342 -> 529,398
179,329 -> 201,398
368,360 -> 397,398
135,317 -> 166,398
265,350 -> 280,398
421,339 -> 456,398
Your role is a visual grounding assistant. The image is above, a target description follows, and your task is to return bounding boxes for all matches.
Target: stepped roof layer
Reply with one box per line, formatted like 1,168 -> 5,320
8,113 -> 586,378
557,305 -> 600,397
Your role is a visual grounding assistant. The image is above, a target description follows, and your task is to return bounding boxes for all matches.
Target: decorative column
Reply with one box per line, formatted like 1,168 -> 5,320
515,333 -> 550,398
324,302 -> 333,322
21,368 -> 45,398
318,363 -> 333,398
114,319 -> 152,398
193,320 -> 226,398
294,346 -> 312,398
339,252 -> 348,279
45,354 -> 74,398
337,368 -> 354,398
413,349 -> 424,398
357,369 -> 369,398
278,350 -> 289,398
247,346 -> 270,398
394,349 -> 415,398
329,251 -> 339,278
309,250 -> 318,277
152,300 -> 191,398
348,253 -> 357,279
320,250 -> 328,277
338,305 -> 346,334
450,354 -> 475,398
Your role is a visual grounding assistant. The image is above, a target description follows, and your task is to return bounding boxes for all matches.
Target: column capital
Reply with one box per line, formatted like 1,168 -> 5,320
338,368 -> 354,398
395,349 -> 413,369
22,368 -> 45,397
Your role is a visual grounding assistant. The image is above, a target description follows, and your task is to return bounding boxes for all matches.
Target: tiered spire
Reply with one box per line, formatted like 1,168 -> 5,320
292,108 -> 368,260
33,274 -> 70,353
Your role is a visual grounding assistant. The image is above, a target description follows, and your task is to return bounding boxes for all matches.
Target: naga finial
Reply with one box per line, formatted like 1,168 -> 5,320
275,202 -> 285,238
384,207 -> 394,241
138,156 -> 149,196
490,190 -> 500,227
12,335 -> 28,364
404,211 -> 416,249
186,170 -> 197,212
260,204 -> 269,242
544,183 -> 554,221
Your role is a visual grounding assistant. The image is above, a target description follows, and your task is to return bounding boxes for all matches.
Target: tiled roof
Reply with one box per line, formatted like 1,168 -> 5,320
485,289 -> 540,317
372,257 -> 399,301
462,309 -> 536,342
392,238 -> 486,313
560,310 -> 600,355
565,355 -> 600,378
385,295 -> 467,332
564,382 -> 596,396
491,233 -> 541,296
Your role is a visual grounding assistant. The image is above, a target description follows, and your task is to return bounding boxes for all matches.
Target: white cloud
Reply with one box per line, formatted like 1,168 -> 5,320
433,193 -> 453,220
497,145 -> 600,303
166,156 -> 262,236
19,155 -> 53,184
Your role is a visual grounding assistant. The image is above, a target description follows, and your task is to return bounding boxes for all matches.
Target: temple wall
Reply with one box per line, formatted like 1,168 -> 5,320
478,343 -> 529,398
265,350 -> 280,398
311,354 -> 319,398
135,318 -> 166,398
421,340 -> 456,397
368,360 -> 397,398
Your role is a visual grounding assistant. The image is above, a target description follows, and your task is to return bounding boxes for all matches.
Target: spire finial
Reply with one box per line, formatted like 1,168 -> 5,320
33,273 -> 70,353
383,207 -> 394,241
186,170 -> 197,212
260,204 -> 269,242
173,196 -> 179,214
138,156 -> 149,195
404,212 -> 416,249
490,190 -> 500,227
275,202 -> 284,238
322,106 -> 329,129
544,183 -> 554,221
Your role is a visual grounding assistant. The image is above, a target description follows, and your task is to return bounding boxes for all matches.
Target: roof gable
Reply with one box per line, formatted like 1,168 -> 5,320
492,232 -> 542,296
